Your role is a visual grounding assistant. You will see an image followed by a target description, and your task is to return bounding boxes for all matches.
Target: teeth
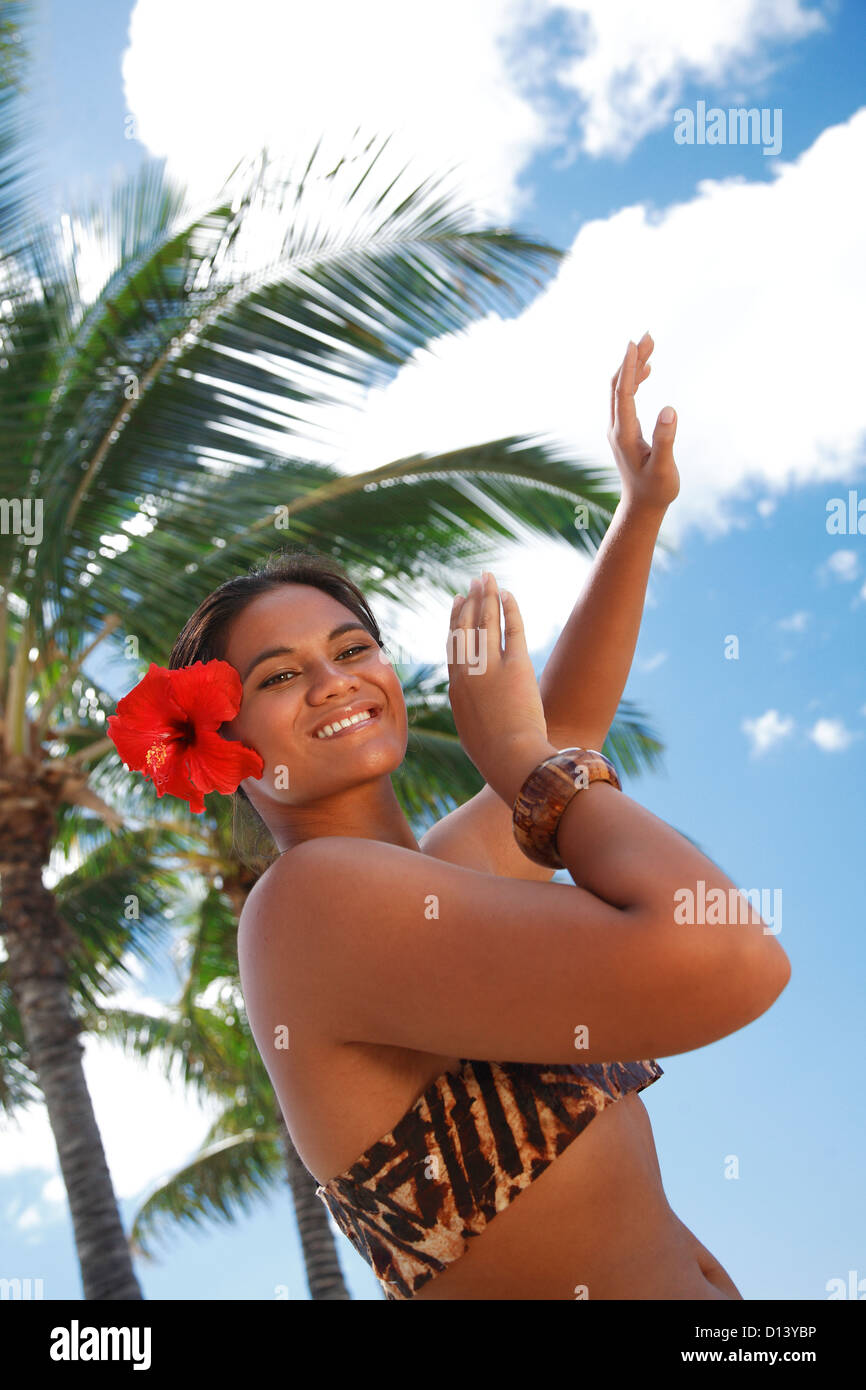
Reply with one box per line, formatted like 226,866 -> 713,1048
316,709 -> 375,739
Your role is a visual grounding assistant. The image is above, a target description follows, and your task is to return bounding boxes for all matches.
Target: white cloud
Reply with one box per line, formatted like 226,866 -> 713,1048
330,109 -> 866,553
809,717 -> 856,752
639,651 -> 669,672
549,0 -> 827,159
120,5 -> 864,659
332,104 -> 866,656
16,1204 -> 41,1231
777,611 -> 809,631
822,549 -> 860,582
123,0 -> 827,208
122,0 -> 550,222
741,708 -> 795,755
41,1176 -> 67,1205
757,498 -> 777,517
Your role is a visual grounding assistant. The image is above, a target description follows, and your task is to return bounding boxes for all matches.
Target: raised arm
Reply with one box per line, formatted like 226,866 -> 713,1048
539,332 -> 679,750
429,336 -> 681,882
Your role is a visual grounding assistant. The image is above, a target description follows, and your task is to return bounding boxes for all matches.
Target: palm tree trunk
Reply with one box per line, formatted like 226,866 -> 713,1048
279,1115 -> 350,1299
0,757 -> 143,1299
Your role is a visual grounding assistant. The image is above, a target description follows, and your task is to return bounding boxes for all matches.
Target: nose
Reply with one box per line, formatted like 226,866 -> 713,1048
305,656 -> 361,704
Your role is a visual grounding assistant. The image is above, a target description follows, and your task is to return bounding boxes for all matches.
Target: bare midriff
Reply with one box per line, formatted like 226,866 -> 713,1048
410,1087 -> 740,1300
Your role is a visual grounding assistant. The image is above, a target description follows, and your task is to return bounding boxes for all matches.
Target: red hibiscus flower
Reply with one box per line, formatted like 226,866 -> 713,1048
107,660 -> 264,813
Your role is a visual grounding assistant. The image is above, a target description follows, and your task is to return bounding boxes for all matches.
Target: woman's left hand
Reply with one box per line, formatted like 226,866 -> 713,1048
607,332 -> 680,511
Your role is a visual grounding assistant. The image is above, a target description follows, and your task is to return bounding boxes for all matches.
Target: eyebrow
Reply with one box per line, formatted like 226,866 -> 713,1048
242,622 -> 371,682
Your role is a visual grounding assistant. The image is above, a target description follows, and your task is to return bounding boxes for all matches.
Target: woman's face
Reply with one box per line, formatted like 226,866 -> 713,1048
218,584 -> 408,810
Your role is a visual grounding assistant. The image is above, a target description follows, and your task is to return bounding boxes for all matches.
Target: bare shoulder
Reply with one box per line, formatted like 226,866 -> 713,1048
238,832 -> 577,1054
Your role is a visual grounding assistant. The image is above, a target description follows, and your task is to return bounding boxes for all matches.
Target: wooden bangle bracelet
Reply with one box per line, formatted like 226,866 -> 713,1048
512,747 -> 621,869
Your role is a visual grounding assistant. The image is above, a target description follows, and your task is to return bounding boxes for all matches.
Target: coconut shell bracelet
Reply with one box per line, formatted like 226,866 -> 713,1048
512,747 -> 622,869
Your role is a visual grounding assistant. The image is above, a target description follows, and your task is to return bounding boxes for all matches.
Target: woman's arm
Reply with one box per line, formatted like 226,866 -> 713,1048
259,735 -> 790,1064
538,495 -> 668,750
539,332 -> 679,751
432,490 -> 668,881
429,337 -> 680,880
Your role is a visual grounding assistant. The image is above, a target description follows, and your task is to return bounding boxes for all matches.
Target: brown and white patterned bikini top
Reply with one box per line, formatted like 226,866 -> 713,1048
315,1055 -> 664,1300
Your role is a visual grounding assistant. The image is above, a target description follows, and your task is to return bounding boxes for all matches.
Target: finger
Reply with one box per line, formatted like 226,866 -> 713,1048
447,590 -> 467,667
499,586 -> 528,658
459,575 -> 482,631
448,591 -> 463,631
449,576 -> 482,669
649,404 -> 677,461
609,340 -> 638,434
610,335 -> 653,429
479,571 -> 505,657
610,340 -> 640,442
453,575 -> 489,672
637,332 -> 653,392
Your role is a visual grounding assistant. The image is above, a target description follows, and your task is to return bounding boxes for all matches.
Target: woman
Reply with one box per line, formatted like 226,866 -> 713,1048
112,334 -> 790,1300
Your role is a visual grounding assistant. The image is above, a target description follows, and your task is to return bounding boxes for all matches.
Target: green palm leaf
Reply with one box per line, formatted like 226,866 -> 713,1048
2,137 -> 566,637
128,1130 -> 284,1261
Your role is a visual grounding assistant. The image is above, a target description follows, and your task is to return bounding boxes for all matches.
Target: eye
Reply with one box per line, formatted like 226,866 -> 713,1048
260,644 -> 371,688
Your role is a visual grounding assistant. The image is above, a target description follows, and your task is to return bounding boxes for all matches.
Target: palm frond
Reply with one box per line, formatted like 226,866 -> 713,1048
48,822 -> 189,1006
0,955 -> 42,1111
0,1 -> 38,264
84,1001 -> 249,1101
128,1128 -> 284,1261
3,136 -> 565,635
601,697 -> 665,779
45,436 -> 620,660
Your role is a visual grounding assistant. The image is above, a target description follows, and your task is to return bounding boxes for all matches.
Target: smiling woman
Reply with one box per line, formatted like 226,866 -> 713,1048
212,544 -> 788,1301
146,345 -> 790,1303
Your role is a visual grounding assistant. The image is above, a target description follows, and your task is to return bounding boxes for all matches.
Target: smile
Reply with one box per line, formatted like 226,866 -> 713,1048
314,707 -> 382,740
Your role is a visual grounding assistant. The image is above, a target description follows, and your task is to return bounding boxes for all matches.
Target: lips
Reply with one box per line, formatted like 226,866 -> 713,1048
310,702 -> 383,740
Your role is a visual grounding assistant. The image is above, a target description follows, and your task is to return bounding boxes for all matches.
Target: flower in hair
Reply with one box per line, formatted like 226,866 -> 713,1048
107,659 -> 264,813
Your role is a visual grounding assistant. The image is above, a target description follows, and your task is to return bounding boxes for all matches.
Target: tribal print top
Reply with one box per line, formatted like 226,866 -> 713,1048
315,1055 -> 664,1300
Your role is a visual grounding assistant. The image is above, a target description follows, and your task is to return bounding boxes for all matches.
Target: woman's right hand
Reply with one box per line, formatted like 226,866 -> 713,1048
446,572 -> 555,804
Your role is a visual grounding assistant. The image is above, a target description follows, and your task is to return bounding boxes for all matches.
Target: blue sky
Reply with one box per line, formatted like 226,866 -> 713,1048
4,0 -> 865,1302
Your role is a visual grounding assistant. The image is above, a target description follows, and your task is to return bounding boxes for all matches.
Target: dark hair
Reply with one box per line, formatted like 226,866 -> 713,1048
168,544 -> 387,873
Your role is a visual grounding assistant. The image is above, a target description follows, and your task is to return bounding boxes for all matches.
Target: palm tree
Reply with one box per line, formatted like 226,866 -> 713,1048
0,4 -> 673,1300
